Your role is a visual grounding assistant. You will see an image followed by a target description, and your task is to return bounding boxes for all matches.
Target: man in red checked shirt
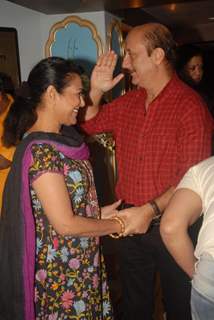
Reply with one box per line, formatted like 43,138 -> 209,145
81,23 -> 214,320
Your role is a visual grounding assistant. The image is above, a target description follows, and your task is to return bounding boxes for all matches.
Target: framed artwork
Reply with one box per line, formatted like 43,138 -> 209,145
0,27 -> 21,87
107,19 -> 125,99
45,15 -> 103,76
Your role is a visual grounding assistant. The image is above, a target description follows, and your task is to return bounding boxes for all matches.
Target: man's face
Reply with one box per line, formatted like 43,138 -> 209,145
122,31 -> 155,88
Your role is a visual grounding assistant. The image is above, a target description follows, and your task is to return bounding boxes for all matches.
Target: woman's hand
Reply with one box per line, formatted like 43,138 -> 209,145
101,199 -> 122,219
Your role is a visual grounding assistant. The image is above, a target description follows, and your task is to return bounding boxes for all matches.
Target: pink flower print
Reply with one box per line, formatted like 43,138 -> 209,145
92,274 -> 99,289
53,237 -> 59,250
102,280 -> 107,294
69,258 -> 80,270
63,163 -> 70,175
60,273 -> 65,281
93,252 -> 99,267
70,248 -> 76,254
48,312 -> 58,320
36,269 -> 47,283
34,287 -> 39,303
61,290 -> 74,309
86,204 -> 93,217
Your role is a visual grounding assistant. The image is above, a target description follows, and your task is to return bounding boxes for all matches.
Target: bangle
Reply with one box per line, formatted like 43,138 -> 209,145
149,200 -> 161,218
109,216 -> 125,239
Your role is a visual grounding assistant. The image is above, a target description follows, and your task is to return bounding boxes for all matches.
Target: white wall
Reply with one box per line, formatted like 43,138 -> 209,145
0,0 -> 43,80
0,0 -> 119,81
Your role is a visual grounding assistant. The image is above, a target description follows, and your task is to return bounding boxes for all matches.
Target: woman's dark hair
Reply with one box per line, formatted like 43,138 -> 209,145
3,57 -> 81,147
0,72 -> 15,97
176,44 -> 203,72
176,44 -> 203,87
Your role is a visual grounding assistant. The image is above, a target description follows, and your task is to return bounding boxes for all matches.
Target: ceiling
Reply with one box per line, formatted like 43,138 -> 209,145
6,0 -> 214,41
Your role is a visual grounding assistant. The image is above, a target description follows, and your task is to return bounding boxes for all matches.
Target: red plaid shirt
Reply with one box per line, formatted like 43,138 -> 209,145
82,74 -> 213,206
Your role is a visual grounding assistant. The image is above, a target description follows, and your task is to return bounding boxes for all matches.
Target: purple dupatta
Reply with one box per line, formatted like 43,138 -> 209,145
0,130 -> 89,320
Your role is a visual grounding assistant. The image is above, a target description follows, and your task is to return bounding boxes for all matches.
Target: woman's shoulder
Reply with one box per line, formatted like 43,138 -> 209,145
30,142 -> 64,174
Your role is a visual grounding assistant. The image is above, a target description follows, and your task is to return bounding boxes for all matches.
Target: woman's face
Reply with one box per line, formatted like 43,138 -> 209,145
185,55 -> 203,84
55,74 -> 85,126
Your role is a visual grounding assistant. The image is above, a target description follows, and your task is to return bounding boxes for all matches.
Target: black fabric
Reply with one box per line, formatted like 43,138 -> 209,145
118,202 -> 134,210
117,217 -> 202,320
0,130 -> 83,320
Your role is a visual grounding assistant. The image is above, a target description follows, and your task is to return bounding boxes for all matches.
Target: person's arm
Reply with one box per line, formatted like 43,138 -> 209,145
85,51 -> 124,121
160,188 -> 202,278
119,186 -> 175,235
32,172 -> 124,237
0,154 -> 11,169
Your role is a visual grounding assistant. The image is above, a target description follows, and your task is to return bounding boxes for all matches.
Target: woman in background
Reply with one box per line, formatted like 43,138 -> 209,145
0,57 -> 125,320
0,72 -> 15,212
176,44 -> 214,117
176,44 -> 204,88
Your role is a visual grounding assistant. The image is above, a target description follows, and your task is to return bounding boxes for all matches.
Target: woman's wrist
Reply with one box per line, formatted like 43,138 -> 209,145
109,215 -> 125,239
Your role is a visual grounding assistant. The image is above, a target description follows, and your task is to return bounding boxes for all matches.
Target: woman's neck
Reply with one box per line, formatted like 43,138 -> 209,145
28,119 -> 60,134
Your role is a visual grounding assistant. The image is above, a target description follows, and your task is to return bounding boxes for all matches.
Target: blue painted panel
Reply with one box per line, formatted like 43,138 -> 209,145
111,28 -> 123,98
51,23 -> 98,75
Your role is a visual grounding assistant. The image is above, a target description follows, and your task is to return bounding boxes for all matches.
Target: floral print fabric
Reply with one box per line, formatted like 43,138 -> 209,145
29,143 -> 113,320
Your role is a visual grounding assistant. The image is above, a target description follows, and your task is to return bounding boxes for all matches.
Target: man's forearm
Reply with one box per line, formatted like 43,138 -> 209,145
161,230 -> 196,278
152,186 -> 175,216
160,188 -> 202,278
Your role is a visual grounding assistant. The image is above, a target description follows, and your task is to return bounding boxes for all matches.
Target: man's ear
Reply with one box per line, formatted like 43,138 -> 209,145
151,47 -> 165,65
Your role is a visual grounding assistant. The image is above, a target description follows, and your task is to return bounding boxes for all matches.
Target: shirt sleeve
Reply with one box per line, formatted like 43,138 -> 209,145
177,166 -> 200,194
81,92 -> 131,136
176,164 -> 205,214
174,94 -> 214,186
29,143 -> 64,182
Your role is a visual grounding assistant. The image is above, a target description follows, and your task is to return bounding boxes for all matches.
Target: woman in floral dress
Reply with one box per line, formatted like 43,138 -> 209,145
0,57 -> 125,320
31,141 -> 113,319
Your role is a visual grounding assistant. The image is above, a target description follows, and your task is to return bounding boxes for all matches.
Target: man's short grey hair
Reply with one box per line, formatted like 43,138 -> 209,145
143,23 -> 177,66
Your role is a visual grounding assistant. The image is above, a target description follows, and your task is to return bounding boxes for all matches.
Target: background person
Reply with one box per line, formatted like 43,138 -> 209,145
0,57 -> 127,320
0,72 -> 15,212
176,44 -> 214,117
160,157 -> 214,320
176,44 -> 204,87
81,23 -> 214,320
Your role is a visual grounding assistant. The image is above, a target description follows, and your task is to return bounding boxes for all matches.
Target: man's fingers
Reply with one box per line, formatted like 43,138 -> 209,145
112,73 -> 124,87
96,51 -> 117,68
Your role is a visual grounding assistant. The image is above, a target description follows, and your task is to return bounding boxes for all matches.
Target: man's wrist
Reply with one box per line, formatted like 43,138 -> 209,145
149,200 -> 162,219
90,87 -> 105,97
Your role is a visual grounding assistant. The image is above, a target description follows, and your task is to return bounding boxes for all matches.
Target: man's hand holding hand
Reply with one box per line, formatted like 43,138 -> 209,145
119,204 -> 154,236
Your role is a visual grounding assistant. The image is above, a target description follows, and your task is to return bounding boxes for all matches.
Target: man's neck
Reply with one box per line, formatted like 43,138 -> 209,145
145,69 -> 174,110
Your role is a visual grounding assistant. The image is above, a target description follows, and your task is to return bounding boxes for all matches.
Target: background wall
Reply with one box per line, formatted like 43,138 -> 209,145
0,0 -> 118,81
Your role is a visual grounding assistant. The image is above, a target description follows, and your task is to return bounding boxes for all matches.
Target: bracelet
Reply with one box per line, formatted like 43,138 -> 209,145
109,216 -> 125,239
149,200 -> 161,218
